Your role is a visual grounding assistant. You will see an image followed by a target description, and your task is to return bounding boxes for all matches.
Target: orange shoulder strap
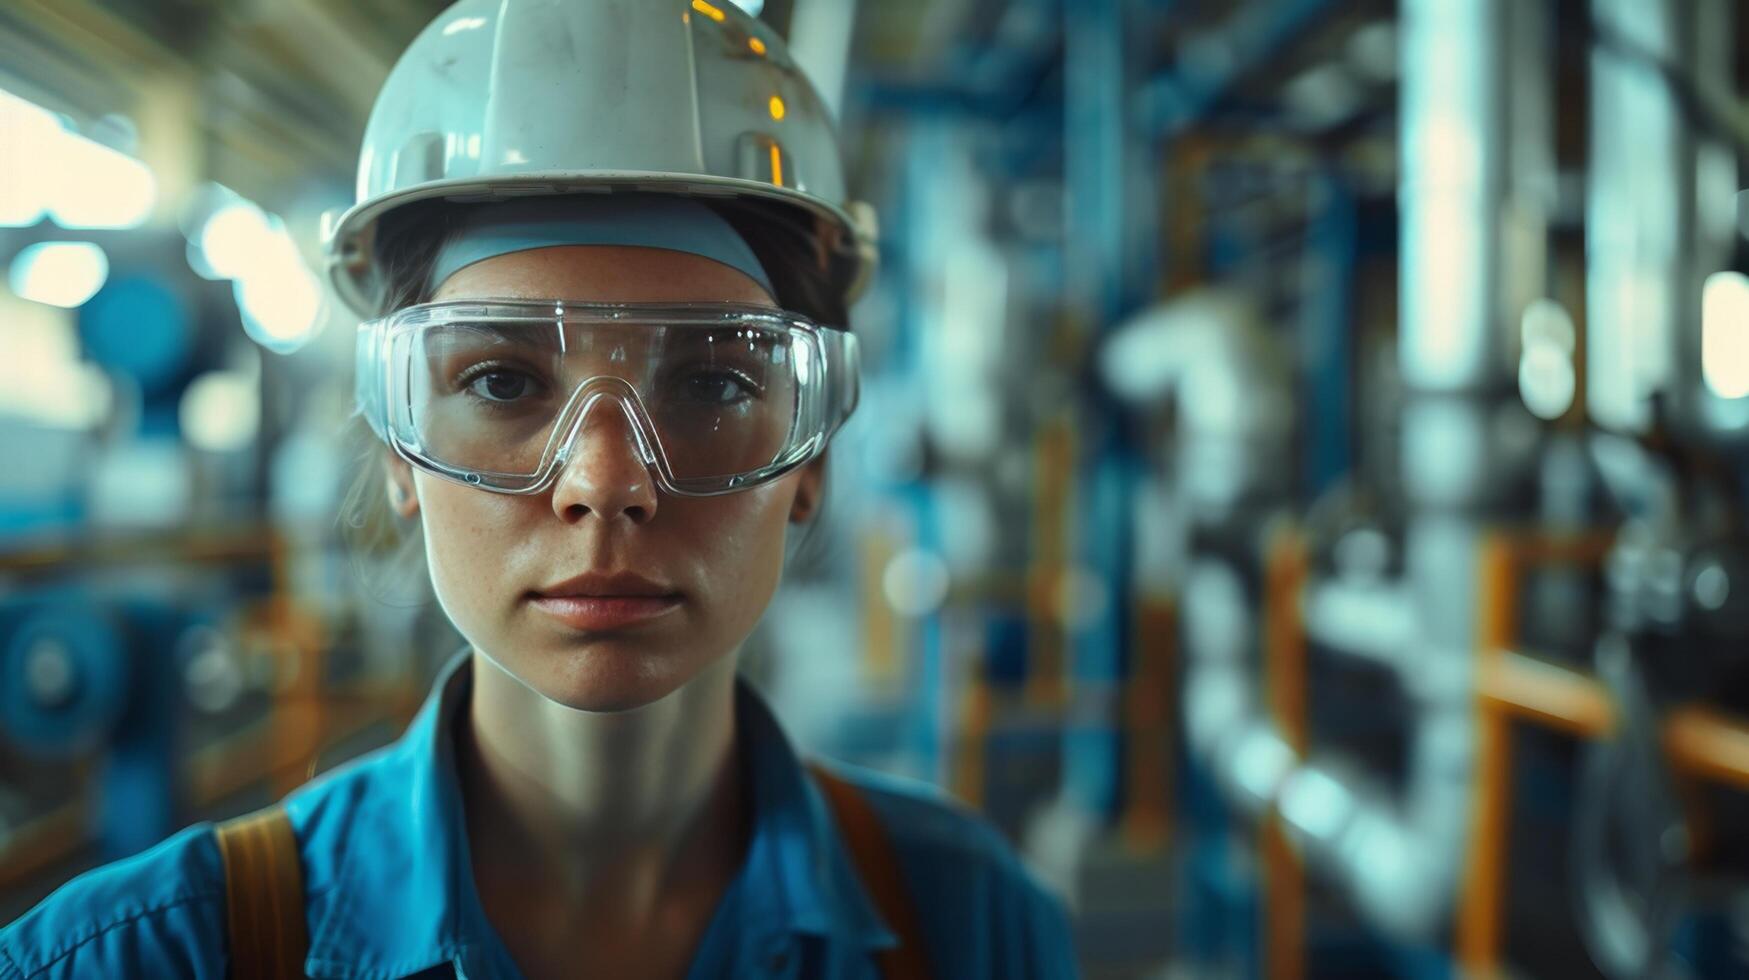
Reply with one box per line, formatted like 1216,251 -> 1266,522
808,763 -> 934,980
215,806 -> 308,980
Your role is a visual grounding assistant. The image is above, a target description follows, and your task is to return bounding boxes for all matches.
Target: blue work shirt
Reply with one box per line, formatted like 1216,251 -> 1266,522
1,651 -> 1078,978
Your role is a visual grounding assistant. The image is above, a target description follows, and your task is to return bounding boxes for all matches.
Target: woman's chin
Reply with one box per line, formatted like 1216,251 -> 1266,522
517,641 -> 698,713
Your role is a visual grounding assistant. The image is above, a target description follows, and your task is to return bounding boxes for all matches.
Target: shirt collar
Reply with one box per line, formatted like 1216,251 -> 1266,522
301,650 -> 894,978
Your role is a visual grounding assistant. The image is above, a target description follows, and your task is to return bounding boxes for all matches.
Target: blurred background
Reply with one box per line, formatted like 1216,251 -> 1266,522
1,0 -> 1748,976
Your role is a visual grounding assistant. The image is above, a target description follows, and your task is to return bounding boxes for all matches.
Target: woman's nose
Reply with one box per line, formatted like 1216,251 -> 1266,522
548,398 -> 660,524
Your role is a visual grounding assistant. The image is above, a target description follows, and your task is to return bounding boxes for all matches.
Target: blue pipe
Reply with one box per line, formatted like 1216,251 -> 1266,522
1302,170 -> 1358,498
1136,0 -> 1349,137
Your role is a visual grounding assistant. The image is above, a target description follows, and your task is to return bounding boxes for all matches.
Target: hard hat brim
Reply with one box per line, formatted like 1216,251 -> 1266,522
325,172 -> 875,318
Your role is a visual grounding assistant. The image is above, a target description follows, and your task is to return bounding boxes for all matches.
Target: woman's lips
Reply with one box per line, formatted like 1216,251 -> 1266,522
528,594 -> 682,631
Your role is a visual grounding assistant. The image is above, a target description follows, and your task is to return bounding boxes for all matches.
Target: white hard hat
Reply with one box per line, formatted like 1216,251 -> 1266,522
323,0 -> 879,318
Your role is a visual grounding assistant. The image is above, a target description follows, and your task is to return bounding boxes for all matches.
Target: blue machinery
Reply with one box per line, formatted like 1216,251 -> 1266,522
0,528 -> 422,910
851,0 -> 1748,977
0,223 -> 419,907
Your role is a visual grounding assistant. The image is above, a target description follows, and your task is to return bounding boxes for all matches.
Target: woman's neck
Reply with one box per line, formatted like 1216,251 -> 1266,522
457,651 -> 748,913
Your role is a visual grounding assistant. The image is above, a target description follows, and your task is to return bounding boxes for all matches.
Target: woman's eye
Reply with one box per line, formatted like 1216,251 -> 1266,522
465,369 -> 540,403
683,370 -> 755,404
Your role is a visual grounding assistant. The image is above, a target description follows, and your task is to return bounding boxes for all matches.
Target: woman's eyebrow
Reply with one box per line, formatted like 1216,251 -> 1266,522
448,321 -> 565,353
445,322 -> 686,365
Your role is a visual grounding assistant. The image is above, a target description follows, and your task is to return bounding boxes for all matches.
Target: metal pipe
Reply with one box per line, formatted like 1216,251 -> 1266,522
1124,283 -> 1474,937
1182,543 -> 1474,941
1301,579 -> 1416,669
786,0 -> 858,119
1153,0 -> 1516,941
1137,0 -> 1349,138
1587,0 -> 1739,436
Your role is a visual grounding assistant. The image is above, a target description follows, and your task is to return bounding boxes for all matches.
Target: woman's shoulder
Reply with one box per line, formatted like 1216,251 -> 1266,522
0,822 -> 228,980
822,762 -> 1080,976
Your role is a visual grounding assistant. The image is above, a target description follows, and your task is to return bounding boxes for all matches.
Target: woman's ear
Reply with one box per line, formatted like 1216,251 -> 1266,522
789,452 -> 826,523
383,452 -> 420,519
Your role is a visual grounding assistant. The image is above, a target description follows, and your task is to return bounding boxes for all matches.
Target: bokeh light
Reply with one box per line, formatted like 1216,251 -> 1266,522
8,242 -> 109,309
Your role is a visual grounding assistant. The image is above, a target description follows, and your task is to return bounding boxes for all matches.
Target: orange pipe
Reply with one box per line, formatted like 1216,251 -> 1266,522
1477,652 -> 1614,738
1503,530 -> 1614,567
1664,707 -> 1749,792
952,669 -> 993,808
0,525 -> 282,576
1463,647 -> 1749,976
1457,534 -> 1518,977
1477,653 -> 1749,791
1026,418 -> 1074,709
1262,529 -> 1308,980
862,531 -> 900,685
1120,595 -> 1176,850
1232,520 -> 1748,977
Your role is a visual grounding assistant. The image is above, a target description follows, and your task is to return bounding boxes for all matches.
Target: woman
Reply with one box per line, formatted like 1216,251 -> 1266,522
0,1 -> 1076,978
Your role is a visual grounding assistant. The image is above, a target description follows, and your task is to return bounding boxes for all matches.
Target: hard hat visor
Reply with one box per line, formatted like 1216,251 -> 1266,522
356,300 -> 858,496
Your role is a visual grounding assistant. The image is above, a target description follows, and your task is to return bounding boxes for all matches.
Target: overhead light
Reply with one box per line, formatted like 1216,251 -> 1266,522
1702,271 -> 1749,399
180,370 -> 261,453
199,201 -> 275,280
47,131 -> 157,229
234,266 -> 323,354
0,298 -> 113,428
194,199 -> 324,353
0,87 -> 155,229
729,0 -> 764,14
9,242 -> 109,308
0,89 -> 62,227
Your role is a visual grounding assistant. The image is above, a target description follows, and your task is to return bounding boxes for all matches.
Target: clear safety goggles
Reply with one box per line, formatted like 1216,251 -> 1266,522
355,300 -> 859,496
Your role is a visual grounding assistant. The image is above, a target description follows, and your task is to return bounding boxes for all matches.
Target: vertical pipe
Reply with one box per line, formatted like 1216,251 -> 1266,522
860,530 -> 899,683
1262,528 -> 1309,980
1397,0 -> 1502,655
1027,418 -> 1072,710
1300,173 -> 1357,498
1399,0 -> 1505,950
1119,595 -> 1175,848
895,116 -> 941,781
1587,0 -> 1736,435
1457,536 -> 1519,976
1065,0 -> 1126,323
913,483 -> 948,786
1399,0 -> 1504,396
786,0 -> 858,119
1500,0 -> 1555,327
1063,0 -> 1134,823
953,662 -> 992,807
1587,0 -> 1683,434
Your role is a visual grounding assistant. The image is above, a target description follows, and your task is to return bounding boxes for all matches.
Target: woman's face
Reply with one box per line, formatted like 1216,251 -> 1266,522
385,244 -> 823,712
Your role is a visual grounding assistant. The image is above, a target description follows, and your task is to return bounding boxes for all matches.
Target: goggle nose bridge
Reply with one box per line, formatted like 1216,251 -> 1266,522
544,376 -> 666,476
